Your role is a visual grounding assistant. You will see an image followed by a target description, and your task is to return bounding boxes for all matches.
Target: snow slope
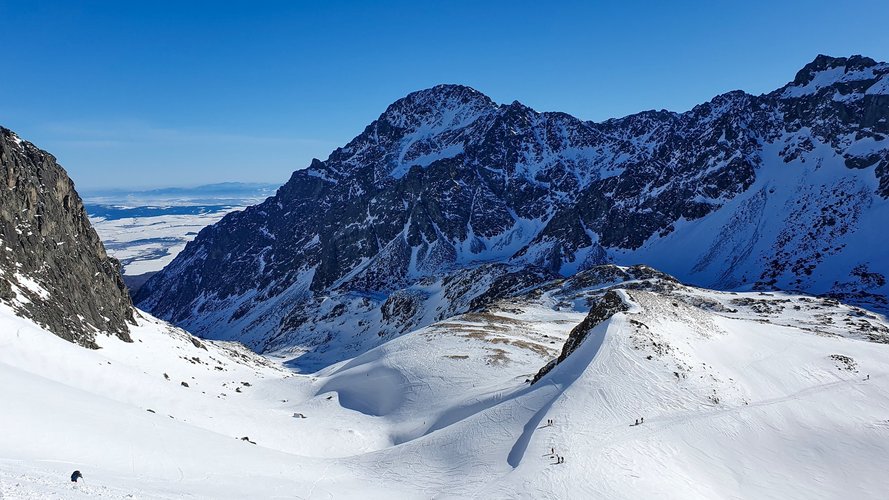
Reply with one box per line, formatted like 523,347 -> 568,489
3,271 -> 889,498
504,288 -> 889,499
617,130 -> 889,305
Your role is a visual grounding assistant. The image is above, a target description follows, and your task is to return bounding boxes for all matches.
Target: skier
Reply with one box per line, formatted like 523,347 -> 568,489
866,374 -> 870,380
634,419 -> 639,426
641,417 -> 644,424
71,470 -> 83,483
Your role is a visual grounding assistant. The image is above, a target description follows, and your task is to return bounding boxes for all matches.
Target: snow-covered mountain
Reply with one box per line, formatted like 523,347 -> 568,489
136,54 -> 889,354
5,265 -> 889,498
2,126 -> 887,497
0,127 -> 135,348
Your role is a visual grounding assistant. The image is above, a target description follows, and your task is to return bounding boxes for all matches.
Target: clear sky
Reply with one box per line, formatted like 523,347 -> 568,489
2,1 -> 888,189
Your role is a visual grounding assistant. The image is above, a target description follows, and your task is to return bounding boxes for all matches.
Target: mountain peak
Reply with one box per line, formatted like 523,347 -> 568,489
780,54 -> 887,98
407,83 -> 491,104
379,84 -> 497,131
793,54 -> 879,85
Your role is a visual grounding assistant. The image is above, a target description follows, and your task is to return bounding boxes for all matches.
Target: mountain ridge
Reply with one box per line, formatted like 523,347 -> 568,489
136,54 -> 889,352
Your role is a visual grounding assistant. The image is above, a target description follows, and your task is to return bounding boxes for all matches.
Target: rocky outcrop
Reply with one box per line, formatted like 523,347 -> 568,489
531,290 -> 629,383
0,127 -> 134,348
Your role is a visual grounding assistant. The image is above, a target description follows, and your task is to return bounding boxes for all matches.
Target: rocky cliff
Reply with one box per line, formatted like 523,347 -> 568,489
0,127 -> 134,348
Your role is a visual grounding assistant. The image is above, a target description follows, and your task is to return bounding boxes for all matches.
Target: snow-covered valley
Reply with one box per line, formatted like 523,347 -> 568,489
85,183 -> 277,283
88,205 -> 243,279
3,269 -> 888,499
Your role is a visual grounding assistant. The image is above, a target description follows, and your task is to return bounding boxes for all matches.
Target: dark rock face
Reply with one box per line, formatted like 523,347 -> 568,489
0,128 -> 134,348
137,55 -> 889,348
532,289 -> 629,384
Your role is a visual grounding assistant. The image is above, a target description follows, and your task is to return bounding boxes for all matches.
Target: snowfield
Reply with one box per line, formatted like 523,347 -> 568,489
84,183 -> 278,278
89,206 -> 243,277
2,275 -> 889,499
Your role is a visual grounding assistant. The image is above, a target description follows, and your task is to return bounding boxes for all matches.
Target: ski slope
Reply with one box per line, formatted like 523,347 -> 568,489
2,278 -> 889,498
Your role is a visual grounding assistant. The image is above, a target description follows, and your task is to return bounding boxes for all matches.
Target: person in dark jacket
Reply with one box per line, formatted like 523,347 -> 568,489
71,470 -> 83,482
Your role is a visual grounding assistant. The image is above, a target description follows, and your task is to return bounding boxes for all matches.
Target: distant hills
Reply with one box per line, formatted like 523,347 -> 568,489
81,181 -> 280,206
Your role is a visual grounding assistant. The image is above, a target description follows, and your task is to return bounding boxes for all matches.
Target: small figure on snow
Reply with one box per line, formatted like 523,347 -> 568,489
71,470 -> 83,483
634,419 -> 639,426
640,417 -> 644,424
866,374 -> 870,380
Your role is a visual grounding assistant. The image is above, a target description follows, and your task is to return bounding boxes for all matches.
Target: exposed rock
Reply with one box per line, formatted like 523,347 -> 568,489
532,290 -> 629,383
0,127 -> 135,348
829,354 -> 857,372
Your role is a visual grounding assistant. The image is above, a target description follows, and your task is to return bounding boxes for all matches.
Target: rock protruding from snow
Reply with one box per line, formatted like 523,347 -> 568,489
532,289 -> 629,384
0,127 -> 135,347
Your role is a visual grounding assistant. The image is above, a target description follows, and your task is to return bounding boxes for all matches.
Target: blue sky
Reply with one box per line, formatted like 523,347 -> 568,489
2,1 -> 888,189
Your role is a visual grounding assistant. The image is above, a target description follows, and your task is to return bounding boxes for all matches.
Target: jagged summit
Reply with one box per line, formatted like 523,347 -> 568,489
375,84 -> 499,149
380,84 -> 497,124
791,54 -> 881,86
137,55 -> 889,351
778,54 -> 888,99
